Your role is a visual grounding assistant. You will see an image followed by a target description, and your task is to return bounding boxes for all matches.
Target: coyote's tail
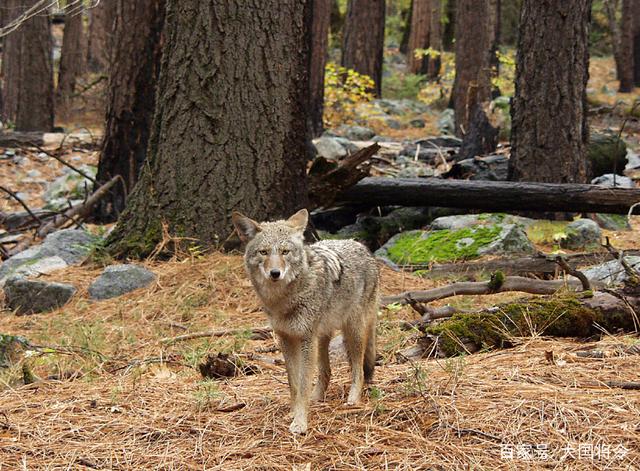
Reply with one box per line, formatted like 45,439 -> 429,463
364,319 -> 376,383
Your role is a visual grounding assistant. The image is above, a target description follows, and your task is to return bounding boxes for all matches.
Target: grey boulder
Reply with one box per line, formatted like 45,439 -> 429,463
561,219 -> 602,250
4,277 -> 76,314
312,136 -> 347,160
89,264 -> 156,300
581,256 -> 640,286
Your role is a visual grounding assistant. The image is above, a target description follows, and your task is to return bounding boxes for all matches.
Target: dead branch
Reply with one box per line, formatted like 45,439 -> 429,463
36,176 -> 119,238
308,143 -> 380,208
603,237 -> 640,284
382,276 -> 592,306
0,186 -> 42,225
160,326 -> 273,345
555,256 -> 591,291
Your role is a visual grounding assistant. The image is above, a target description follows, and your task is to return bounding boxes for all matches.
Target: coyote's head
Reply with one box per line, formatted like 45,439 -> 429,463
231,209 -> 309,285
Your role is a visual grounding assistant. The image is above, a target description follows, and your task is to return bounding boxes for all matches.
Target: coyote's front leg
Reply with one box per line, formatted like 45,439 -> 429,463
278,334 -> 316,434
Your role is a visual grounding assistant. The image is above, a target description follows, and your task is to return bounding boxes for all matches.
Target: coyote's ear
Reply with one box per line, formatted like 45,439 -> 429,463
286,208 -> 309,232
231,211 -> 262,242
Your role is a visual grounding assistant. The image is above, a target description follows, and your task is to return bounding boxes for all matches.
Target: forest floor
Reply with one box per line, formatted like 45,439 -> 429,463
1,56 -> 640,470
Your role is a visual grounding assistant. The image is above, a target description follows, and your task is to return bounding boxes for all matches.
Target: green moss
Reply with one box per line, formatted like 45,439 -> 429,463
526,220 -> 568,245
424,295 -> 638,356
488,271 -> 505,291
106,219 -> 163,259
386,225 -> 503,264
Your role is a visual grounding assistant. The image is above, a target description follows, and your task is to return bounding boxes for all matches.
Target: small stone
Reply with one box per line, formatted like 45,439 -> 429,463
26,169 -> 42,178
336,125 -> 376,141
561,219 -> 602,250
89,264 -> 157,300
4,277 -> 76,314
591,174 -> 634,188
312,136 -> 347,160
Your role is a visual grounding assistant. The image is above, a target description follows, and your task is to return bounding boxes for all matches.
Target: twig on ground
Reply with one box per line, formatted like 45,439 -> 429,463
160,326 -> 273,345
554,256 -> 591,291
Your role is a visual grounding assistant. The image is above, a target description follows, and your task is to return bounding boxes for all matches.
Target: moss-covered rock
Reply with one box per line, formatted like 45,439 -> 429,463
375,224 -> 535,267
588,132 -> 627,179
424,294 -> 637,356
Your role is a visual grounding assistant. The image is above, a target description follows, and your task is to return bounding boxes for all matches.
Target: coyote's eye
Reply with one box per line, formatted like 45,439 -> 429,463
259,250 -> 268,256
281,249 -> 290,255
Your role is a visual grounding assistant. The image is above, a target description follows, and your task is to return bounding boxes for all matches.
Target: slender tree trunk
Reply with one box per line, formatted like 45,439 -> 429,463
442,0 -> 455,51
631,0 -> 640,86
342,0 -> 386,96
309,0 -> 330,138
86,0 -> 114,72
452,0 -> 497,137
427,0 -> 442,78
94,0 -> 166,222
508,0 -> 591,183
330,0 -> 344,48
407,0 -> 431,74
107,0 -> 312,258
56,5 -> 85,107
1,0 -> 54,132
618,0 -> 635,91
399,1 -> 412,55
604,0 -> 626,83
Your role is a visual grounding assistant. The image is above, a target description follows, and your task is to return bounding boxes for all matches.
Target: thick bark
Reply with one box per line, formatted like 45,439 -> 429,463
56,6 -> 85,106
407,0 -> 431,74
0,0 -> 54,132
341,0 -> 385,96
452,0 -> 497,137
94,0 -> 166,221
337,177 -> 640,214
86,0 -> 114,72
509,0 -> 591,183
427,0 -> 442,78
618,0 -> 635,91
632,0 -> 640,86
107,0 -> 312,258
309,0 -> 330,138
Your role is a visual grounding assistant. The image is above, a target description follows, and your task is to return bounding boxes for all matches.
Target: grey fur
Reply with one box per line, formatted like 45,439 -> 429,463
232,209 -> 379,434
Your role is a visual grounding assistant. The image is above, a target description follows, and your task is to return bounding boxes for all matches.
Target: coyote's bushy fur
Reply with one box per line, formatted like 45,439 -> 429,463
232,209 -> 379,434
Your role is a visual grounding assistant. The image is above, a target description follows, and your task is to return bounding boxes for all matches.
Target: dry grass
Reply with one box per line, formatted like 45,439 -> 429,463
0,252 -> 639,470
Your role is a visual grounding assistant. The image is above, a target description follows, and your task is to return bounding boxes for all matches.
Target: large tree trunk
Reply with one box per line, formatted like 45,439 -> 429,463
0,0 -> 54,132
508,0 -> 591,183
94,0 -> 166,222
86,0 -> 114,73
618,0 -> 635,92
107,0 -> 312,258
632,0 -> 640,86
427,0 -> 442,78
451,0 -> 497,137
56,5 -> 85,108
309,0 -> 330,138
407,0 -> 431,74
337,177 -> 640,214
341,0 -> 385,97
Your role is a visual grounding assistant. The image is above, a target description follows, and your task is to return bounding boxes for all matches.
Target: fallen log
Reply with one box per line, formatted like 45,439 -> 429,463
415,291 -> 640,357
422,250 -> 640,277
338,177 -> 640,214
381,275 -> 593,306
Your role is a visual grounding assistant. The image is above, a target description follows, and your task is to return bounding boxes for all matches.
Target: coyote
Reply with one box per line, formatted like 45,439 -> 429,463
232,209 -> 379,434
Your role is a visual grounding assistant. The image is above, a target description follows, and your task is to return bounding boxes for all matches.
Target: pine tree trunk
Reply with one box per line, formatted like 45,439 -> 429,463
309,0 -> 330,138
330,0 -> 344,47
56,6 -> 85,107
509,0 -> 591,183
452,0 -> 497,137
94,0 -> 166,222
1,0 -> 54,132
107,0 -> 312,258
342,0 -> 385,96
427,0 -> 442,78
442,0 -> 455,51
407,0 -> 431,74
632,0 -> 640,86
618,0 -> 635,92
86,0 -> 114,73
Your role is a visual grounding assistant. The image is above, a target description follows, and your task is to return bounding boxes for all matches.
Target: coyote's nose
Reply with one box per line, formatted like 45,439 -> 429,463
269,269 -> 281,280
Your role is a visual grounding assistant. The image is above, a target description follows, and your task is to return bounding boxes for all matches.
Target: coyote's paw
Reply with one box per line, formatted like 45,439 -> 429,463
289,419 -> 308,435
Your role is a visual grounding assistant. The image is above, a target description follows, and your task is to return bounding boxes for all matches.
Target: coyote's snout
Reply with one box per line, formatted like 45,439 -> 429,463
232,208 -> 379,435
